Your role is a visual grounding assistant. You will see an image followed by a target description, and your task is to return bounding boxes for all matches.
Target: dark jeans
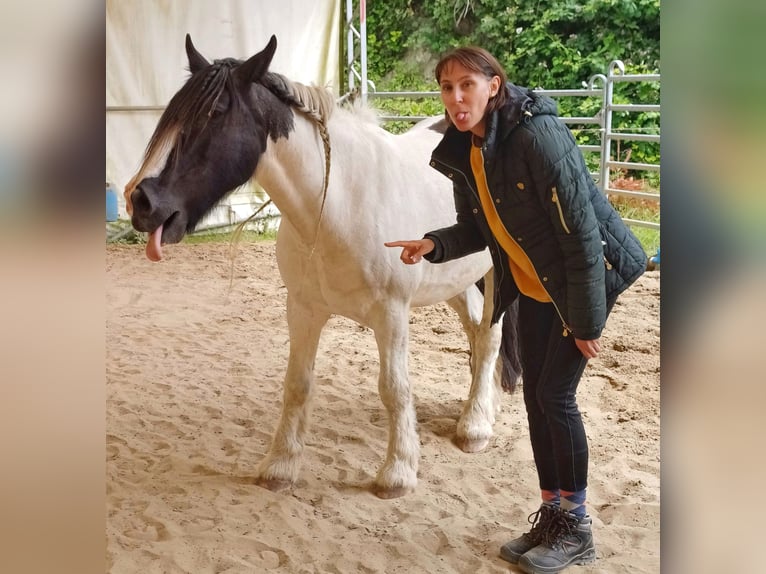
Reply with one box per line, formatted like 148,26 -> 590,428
517,294 -> 616,493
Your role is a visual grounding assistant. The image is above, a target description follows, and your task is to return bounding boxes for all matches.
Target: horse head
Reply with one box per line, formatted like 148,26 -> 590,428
126,35 -> 290,261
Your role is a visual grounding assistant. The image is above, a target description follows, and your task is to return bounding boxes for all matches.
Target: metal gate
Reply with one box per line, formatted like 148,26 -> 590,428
342,0 -> 660,230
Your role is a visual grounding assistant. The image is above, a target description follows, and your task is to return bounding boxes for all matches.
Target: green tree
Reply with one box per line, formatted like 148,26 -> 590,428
361,0 -> 660,168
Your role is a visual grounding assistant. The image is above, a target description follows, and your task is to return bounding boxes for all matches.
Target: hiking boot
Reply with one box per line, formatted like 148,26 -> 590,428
518,507 -> 596,573
499,503 -> 557,564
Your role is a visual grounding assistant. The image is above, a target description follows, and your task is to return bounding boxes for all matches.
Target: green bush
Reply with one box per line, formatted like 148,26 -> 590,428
360,0 -> 660,165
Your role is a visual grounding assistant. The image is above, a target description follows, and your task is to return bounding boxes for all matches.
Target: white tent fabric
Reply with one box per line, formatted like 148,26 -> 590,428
106,0 -> 340,224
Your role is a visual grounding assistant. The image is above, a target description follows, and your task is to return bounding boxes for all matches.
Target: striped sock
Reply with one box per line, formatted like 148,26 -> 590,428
541,489 -> 560,507
560,489 -> 587,517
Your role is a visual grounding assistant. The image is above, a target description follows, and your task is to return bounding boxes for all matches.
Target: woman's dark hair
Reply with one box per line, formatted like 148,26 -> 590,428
434,46 -> 509,121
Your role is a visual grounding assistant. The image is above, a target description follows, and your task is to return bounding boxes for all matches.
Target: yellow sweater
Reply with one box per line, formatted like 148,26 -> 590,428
470,143 -> 551,302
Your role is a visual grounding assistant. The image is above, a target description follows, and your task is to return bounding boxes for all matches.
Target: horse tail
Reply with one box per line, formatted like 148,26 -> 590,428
475,278 -> 522,394
498,298 -> 522,394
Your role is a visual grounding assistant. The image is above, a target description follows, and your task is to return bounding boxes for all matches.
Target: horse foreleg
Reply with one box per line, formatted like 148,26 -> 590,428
447,268 -> 503,453
371,309 -> 419,499
256,297 -> 329,491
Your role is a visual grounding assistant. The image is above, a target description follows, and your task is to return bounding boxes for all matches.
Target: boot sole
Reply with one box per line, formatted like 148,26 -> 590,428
499,545 -> 526,564
519,548 -> 596,573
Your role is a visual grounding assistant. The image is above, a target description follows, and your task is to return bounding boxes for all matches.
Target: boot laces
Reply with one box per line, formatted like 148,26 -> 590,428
541,510 -> 578,549
525,505 -> 553,541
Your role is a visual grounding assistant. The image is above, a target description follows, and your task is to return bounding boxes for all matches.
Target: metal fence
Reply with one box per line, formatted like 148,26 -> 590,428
361,62 -> 660,231
342,0 -> 659,231
599,62 -> 660,230
205,60 -> 661,237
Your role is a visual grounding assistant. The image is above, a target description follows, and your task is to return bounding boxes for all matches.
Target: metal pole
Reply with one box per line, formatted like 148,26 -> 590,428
601,61 -> 624,194
360,0 -> 368,104
345,0 -> 355,93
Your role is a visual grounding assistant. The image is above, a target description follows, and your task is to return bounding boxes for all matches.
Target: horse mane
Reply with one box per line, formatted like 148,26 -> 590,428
124,58 -> 336,208
261,73 -> 334,190
261,72 -> 335,127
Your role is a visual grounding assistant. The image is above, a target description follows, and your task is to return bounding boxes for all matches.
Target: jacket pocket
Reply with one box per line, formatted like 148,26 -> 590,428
551,187 -> 571,234
598,224 -> 624,299
602,241 -> 613,270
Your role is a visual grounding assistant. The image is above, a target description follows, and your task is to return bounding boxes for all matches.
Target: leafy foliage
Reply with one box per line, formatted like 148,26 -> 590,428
368,0 -> 660,89
359,0 -> 660,168
355,0 -> 660,249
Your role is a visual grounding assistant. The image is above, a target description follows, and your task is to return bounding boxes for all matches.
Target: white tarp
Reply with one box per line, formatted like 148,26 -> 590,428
106,0 -> 340,225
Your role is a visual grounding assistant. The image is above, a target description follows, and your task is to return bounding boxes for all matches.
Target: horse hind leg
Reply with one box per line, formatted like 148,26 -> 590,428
255,297 -> 330,492
370,306 -> 419,499
446,268 -> 504,453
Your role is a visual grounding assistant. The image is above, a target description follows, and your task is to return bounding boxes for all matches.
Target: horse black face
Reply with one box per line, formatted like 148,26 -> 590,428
129,35 -> 279,260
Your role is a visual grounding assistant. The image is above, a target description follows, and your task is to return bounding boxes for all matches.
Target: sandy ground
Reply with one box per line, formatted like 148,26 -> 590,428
106,240 -> 660,574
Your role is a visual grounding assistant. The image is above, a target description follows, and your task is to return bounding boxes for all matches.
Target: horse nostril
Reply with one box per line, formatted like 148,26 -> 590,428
132,184 -> 154,216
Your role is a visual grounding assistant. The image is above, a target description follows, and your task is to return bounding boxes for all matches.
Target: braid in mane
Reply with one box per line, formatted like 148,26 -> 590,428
262,72 -> 332,208
259,72 -> 334,260
262,72 -> 334,125
261,73 -> 333,175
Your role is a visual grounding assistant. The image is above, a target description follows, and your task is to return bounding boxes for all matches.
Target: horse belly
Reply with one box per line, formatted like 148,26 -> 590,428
410,250 -> 492,307
275,234 -> 383,323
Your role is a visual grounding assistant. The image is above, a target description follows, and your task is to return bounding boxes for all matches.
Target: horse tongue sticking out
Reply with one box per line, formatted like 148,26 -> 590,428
146,224 -> 164,261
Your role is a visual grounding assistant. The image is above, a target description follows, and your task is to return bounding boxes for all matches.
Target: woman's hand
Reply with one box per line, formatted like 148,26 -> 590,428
384,238 -> 435,264
575,337 -> 601,359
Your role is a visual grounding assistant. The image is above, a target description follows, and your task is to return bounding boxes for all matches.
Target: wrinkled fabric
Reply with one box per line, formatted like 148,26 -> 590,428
425,83 -> 647,339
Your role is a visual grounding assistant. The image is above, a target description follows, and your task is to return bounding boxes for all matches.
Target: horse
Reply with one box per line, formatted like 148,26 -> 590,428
124,34 -> 520,499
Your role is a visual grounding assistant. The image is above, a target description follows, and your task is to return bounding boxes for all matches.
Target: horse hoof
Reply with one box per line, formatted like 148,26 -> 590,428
455,436 -> 490,453
374,485 -> 411,499
255,477 -> 293,492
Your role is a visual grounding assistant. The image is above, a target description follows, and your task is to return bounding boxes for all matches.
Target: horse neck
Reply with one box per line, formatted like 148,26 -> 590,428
253,112 -> 329,245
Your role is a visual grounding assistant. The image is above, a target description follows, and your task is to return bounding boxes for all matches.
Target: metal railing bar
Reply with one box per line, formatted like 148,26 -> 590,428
606,133 -> 661,143
606,160 -> 660,172
561,117 -> 602,125
107,105 -> 165,112
606,188 -> 661,201
621,218 -> 660,230
609,104 -> 660,113
610,74 -> 660,83
369,91 -> 440,98
534,88 -> 604,97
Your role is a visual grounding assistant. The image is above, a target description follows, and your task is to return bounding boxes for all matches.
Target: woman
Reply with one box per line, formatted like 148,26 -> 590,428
385,47 -> 647,574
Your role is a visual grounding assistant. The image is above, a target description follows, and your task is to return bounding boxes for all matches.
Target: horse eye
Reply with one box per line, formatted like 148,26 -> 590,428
207,104 -> 226,119
209,100 -> 229,118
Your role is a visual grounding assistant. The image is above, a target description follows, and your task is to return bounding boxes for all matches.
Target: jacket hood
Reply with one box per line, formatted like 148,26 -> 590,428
488,83 -> 559,146
432,83 -> 559,166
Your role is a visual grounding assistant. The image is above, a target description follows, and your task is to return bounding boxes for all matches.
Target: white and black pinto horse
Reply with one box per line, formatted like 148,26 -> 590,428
125,35 -> 520,498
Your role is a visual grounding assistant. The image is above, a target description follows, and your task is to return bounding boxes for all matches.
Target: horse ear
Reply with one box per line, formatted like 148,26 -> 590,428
234,35 -> 278,85
185,34 -> 210,74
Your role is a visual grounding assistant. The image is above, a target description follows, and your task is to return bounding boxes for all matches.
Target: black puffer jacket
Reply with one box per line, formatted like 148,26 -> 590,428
424,83 -> 647,340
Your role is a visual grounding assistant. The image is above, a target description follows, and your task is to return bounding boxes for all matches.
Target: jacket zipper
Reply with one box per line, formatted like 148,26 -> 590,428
551,187 -> 571,234
436,153 -> 574,337
602,240 -> 613,270
432,156 -> 508,321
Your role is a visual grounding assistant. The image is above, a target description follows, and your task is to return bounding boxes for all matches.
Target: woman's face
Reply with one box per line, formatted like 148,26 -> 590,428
438,60 -> 500,138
